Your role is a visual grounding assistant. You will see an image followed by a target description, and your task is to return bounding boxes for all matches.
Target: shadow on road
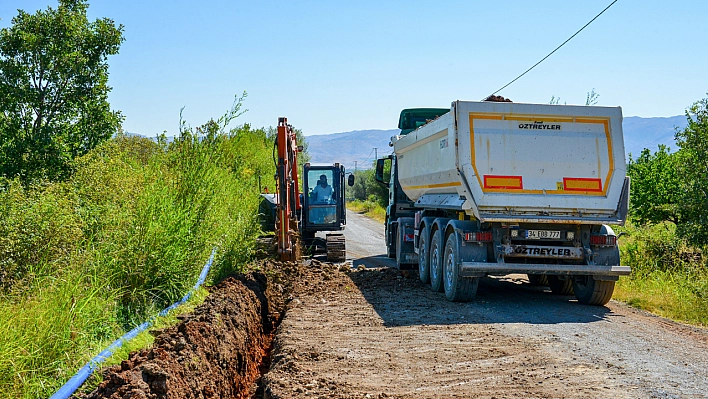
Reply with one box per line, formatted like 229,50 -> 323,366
351,254 -> 396,269
349,267 -> 613,327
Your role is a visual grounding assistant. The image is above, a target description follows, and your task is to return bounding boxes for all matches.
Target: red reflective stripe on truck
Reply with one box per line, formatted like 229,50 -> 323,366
563,177 -> 602,192
483,175 -> 523,190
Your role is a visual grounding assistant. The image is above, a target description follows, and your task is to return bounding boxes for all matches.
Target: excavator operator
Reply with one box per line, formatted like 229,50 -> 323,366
312,174 -> 333,204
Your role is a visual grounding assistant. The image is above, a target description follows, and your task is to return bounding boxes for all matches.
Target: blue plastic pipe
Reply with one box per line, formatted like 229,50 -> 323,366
49,248 -> 216,399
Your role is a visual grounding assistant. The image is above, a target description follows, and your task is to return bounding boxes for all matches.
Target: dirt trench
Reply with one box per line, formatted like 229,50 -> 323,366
83,261 -> 299,399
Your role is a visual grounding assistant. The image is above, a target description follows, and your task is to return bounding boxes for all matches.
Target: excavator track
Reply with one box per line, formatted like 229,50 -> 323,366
326,233 -> 346,262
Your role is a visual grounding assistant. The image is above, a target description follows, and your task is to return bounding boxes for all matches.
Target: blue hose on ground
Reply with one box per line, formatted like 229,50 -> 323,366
49,248 -> 217,399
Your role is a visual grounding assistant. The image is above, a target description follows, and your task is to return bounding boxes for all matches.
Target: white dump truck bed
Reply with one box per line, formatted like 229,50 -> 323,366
393,101 -> 629,224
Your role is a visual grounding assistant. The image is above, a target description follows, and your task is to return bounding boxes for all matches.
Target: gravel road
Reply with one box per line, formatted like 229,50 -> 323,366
262,211 -> 708,398
343,211 -> 396,268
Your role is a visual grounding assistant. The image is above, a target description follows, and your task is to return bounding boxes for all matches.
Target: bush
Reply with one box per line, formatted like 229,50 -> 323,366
347,198 -> 386,223
0,119 -> 275,396
615,222 -> 708,326
618,222 -> 704,276
0,181 -> 84,290
350,168 -> 388,209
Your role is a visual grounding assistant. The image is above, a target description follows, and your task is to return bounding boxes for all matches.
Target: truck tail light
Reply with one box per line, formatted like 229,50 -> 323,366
465,231 -> 492,242
590,234 -> 616,246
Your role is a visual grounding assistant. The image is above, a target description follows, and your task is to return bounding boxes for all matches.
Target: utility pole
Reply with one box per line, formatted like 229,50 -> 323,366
373,147 -> 378,161
354,161 -> 357,171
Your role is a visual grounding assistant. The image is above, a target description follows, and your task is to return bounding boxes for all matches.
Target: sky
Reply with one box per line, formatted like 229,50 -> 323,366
2,1 -> 707,136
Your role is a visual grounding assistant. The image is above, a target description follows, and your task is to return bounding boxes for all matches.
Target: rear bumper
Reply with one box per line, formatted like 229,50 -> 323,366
459,262 -> 631,277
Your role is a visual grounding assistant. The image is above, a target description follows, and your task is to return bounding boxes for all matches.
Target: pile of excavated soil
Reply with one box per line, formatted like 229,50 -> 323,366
84,262 -> 297,399
484,95 -> 512,102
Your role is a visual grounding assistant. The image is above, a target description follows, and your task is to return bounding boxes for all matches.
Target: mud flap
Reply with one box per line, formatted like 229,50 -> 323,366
446,220 -> 487,277
396,217 -> 417,268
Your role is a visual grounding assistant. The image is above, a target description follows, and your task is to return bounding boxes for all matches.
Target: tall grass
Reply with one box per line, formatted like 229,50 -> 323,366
346,197 -> 386,222
0,122 -> 275,397
615,221 -> 708,326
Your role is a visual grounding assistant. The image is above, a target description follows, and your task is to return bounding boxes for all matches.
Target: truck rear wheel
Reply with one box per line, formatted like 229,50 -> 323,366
528,274 -> 549,286
443,233 -> 478,302
429,229 -> 444,292
573,276 -> 615,306
418,227 -> 431,284
547,276 -> 574,295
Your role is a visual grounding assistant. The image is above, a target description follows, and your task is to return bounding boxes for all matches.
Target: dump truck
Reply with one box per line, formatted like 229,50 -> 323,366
375,100 -> 631,305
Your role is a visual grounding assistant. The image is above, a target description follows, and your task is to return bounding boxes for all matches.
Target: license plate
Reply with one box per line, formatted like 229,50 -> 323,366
526,230 -> 560,239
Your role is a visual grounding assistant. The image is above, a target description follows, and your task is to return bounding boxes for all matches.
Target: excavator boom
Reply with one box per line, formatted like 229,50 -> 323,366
275,117 -> 301,261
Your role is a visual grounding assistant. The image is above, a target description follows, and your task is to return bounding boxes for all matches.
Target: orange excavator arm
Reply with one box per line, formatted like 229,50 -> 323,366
274,117 -> 301,261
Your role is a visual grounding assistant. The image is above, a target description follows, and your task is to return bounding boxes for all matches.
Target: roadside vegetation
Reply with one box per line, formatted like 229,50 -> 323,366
347,196 -> 386,222
346,167 -> 387,222
0,116 -> 277,397
616,95 -> 708,326
614,222 -> 707,325
0,2 -> 281,396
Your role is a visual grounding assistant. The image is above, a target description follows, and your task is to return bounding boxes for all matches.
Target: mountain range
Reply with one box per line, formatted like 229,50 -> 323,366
305,115 -> 688,170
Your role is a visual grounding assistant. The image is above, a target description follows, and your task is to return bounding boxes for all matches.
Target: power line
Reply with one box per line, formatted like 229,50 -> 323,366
485,0 -> 619,99
361,148 -> 375,164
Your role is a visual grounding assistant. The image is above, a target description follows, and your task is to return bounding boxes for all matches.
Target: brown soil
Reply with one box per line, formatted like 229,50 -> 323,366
483,95 -> 512,102
83,251 -> 708,398
258,262 -> 708,399
261,264 -> 608,399
83,264 -> 294,399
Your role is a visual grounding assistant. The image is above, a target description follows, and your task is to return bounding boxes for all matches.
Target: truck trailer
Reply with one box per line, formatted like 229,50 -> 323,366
375,100 -> 630,305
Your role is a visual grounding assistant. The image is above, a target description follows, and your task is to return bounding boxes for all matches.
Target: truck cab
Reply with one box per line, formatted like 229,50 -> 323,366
376,108 -> 450,264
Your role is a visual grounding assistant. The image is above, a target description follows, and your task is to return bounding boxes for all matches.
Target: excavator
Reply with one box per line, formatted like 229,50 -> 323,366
259,117 -> 353,262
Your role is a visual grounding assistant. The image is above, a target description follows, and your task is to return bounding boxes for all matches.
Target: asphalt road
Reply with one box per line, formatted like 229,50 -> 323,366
337,210 -> 708,398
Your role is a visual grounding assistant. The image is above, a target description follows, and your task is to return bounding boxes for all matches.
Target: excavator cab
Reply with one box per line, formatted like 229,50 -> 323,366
301,163 -> 353,261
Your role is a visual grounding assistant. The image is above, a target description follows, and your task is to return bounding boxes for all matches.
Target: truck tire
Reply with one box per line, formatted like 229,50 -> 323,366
528,274 -> 549,286
547,275 -> 574,295
418,227 -> 431,284
443,232 -> 478,302
429,229 -> 444,292
572,276 -> 615,306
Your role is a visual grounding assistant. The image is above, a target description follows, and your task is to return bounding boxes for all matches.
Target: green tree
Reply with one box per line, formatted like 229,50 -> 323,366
675,96 -> 708,245
350,169 -> 372,200
626,145 -> 682,225
0,0 -> 124,182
